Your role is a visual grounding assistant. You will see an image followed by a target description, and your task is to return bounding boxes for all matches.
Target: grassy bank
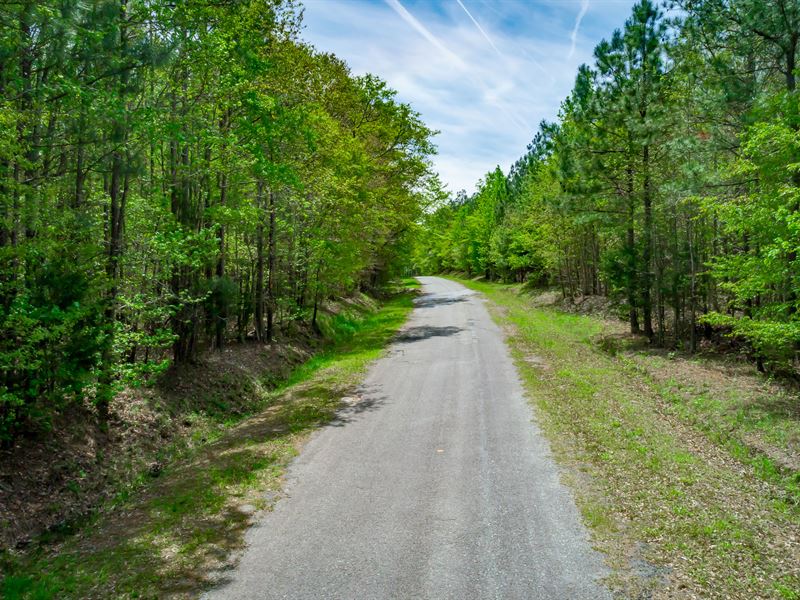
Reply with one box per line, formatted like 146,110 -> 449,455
1,284 -> 416,600
452,277 -> 799,599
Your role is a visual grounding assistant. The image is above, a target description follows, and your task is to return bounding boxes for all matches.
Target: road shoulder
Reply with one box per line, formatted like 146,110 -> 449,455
0,289 -> 415,600
450,277 -> 800,599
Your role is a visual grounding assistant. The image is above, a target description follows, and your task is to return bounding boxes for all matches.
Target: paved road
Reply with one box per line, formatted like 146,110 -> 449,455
204,277 -> 609,599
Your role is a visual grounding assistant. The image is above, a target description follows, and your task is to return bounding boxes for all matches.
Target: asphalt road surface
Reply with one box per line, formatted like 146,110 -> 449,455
204,276 -> 610,599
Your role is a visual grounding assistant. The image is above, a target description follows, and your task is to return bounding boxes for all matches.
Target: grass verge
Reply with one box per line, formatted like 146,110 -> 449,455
451,277 -> 799,599
0,285 -> 415,600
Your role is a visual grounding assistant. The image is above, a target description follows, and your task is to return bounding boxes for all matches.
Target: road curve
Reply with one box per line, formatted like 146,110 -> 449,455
204,276 -> 610,599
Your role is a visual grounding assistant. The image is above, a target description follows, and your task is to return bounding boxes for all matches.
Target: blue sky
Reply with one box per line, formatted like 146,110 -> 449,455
301,0 -> 638,194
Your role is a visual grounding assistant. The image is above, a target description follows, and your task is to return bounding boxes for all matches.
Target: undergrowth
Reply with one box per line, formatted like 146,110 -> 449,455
0,285 -> 415,600
452,277 -> 800,599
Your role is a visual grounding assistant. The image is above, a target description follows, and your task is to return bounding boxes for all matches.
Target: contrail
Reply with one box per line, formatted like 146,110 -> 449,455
459,0 -> 549,77
568,0 -> 590,59
385,0 -> 465,69
455,0 -> 502,58
385,0 -> 531,132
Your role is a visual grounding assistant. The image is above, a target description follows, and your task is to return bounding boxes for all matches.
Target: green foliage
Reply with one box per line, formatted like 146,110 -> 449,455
417,0 -> 800,373
455,277 -> 800,598
0,258 -> 108,441
0,0 -> 436,441
700,312 -> 800,372
0,285 -> 416,599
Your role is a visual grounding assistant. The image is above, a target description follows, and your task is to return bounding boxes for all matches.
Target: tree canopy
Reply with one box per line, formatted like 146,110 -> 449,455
415,0 -> 800,374
0,0 -> 438,441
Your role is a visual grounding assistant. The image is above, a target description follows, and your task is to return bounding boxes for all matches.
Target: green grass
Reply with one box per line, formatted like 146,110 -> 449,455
450,277 -> 800,599
618,352 -> 800,502
0,284 -> 416,600
401,277 -> 421,289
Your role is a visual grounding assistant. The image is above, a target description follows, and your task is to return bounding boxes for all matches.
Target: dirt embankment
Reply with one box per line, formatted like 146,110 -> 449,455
0,338 -> 315,552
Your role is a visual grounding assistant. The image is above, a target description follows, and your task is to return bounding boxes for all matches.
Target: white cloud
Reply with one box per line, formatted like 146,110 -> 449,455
569,0 -> 591,59
455,0 -> 502,59
384,0 -> 466,70
302,0 -> 635,194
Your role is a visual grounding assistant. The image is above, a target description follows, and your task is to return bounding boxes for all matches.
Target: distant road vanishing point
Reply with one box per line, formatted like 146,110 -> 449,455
203,276 -> 610,599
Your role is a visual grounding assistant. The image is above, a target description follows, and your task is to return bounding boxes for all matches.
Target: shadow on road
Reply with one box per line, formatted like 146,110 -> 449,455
394,325 -> 463,344
414,293 -> 472,308
330,395 -> 388,426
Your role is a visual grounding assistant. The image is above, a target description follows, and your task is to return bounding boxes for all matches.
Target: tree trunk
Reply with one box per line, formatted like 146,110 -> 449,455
688,215 -> 698,354
215,111 -> 230,349
672,209 -> 681,344
626,158 -> 640,334
75,106 -> 87,209
215,172 -> 227,350
266,189 -> 277,343
311,260 -> 323,334
254,182 -> 265,342
100,0 -> 130,416
641,143 -> 654,341
108,151 -> 124,301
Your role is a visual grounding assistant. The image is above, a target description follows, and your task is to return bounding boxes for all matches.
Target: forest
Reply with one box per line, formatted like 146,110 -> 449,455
2,1 -> 800,597
0,0 -> 438,442
415,0 -> 800,375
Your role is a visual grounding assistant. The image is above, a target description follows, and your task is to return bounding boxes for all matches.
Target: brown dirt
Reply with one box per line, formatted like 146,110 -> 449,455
627,347 -> 800,473
528,289 -> 800,475
0,335 -> 315,552
528,287 -> 623,320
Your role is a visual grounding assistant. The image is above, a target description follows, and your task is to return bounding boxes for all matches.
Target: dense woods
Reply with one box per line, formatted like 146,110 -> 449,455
5,0 -> 799,442
0,0 -> 437,442
415,0 -> 800,375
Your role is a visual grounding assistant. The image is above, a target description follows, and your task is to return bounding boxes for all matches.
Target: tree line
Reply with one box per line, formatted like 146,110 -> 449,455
415,0 -> 800,374
0,0 -> 437,441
